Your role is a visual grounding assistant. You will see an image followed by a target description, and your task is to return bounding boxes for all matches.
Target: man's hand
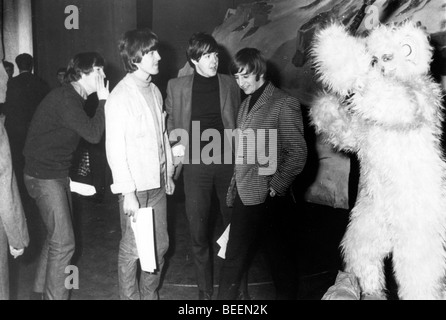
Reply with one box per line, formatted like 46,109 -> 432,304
96,72 -> 109,100
166,176 -> 176,195
172,144 -> 185,157
172,144 -> 185,166
9,246 -> 24,259
123,192 -> 139,219
269,187 -> 277,197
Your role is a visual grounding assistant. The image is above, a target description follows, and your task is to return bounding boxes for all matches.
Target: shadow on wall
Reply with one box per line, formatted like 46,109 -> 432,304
217,44 -> 233,75
156,41 -> 179,99
104,62 -> 125,91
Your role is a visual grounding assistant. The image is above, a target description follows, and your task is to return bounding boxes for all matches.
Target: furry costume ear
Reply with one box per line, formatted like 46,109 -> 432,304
366,21 -> 432,80
310,23 -> 371,96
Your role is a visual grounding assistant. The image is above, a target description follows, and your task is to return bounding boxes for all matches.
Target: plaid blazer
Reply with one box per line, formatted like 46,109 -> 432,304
227,82 -> 307,206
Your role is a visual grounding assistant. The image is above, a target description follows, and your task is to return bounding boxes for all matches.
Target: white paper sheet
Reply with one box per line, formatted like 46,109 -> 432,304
69,179 -> 96,196
131,207 -> 157,273
216,224 -> 230,259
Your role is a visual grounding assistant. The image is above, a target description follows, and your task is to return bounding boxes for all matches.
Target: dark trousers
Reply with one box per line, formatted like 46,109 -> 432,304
217,191 -> 299,300
117,184 -> 168,300
183,163 -> 234,295
24,175 -> 74,300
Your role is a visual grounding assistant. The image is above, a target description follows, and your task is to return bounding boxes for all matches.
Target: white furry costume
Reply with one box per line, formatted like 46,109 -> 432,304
309,22 -> 446,300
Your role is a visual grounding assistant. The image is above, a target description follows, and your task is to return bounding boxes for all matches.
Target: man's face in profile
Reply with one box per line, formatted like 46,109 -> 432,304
57,71 -> 66,84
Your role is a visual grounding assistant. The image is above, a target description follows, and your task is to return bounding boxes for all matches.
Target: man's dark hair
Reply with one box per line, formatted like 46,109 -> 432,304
3,60 -> 13,69
230,47 -> 267,81
3,60 -> 14,71
15,53 -> 33,72
56,67 -> 67,75
65,52 -> 105,83
3,60 -> 14,79
118,28 -> 159,73
186,32 -> 218,64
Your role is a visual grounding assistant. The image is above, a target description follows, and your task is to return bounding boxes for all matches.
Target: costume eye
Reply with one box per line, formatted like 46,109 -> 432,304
371,56 -> 378,67
402,44 -> 412,57
382,54 -> 394,62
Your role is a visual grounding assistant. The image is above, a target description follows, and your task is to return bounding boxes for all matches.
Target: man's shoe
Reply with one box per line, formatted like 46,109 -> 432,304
198,290 -> 212,300
237,290 -> 251,300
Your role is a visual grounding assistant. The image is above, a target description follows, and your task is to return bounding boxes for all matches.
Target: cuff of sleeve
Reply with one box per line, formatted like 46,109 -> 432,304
110,182 -> 136,195
167,163 -> 175,178
270,179 -> 287,196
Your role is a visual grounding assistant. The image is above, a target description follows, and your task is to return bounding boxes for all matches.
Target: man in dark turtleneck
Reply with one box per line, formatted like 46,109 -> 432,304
165,32 -> 240,300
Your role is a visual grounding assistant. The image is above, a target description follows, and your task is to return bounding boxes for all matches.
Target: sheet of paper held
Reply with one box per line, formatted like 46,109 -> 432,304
131,207 -> 157,273
216,223 -> 230,259
69,179 -> 96,196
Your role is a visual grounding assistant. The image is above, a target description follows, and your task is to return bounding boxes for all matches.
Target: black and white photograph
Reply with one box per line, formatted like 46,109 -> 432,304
0,0 -> 445,307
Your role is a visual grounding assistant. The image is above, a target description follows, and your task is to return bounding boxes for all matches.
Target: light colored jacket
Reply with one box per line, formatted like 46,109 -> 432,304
105,74 -> 174,194
0,120 -> 29,248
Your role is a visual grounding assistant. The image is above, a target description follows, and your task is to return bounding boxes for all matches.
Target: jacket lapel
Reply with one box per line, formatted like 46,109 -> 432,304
181,74 -> 194,134
218,74 -> 228,113
240,82 -> 274,129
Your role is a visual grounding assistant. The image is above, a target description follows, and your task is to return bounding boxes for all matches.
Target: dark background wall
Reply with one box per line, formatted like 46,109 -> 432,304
32,0 -> 251,92
151,0 -> 252,94
33,0 -> 137,89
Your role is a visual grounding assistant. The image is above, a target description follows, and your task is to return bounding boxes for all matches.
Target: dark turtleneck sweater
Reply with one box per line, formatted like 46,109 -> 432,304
248,80 -> 268,113
190,71 -> 225,162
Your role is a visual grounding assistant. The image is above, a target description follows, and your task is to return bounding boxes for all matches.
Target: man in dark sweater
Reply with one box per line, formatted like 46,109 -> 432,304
23,52 -> 109,300
165,33 -> 240,300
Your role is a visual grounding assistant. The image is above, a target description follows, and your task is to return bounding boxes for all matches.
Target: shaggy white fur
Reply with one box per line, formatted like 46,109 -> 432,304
309,21 -> 446,300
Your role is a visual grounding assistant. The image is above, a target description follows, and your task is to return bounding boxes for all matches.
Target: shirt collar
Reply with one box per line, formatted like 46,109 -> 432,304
70,81 -> 88,99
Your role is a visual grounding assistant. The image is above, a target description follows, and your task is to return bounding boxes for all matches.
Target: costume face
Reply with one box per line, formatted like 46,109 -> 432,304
193,52 -> 219,78
234,69 -> 265,95
366,23 -> 432,80
81,66 -> 106,94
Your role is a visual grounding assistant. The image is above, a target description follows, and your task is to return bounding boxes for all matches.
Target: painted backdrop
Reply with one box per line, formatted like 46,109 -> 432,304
211,0 -> 446,209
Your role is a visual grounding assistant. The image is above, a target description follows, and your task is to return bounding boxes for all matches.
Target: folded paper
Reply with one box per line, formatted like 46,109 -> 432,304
216,223 -> 230,259
131,207 -> 157,273
69,179 -> 96,196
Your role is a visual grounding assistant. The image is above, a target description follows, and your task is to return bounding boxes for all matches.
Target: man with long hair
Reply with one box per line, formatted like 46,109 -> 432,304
105,28 -> 175,300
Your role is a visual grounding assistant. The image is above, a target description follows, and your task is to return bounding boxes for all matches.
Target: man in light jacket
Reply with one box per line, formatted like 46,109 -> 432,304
0,121 -> 29,300
105,28 -> 175,300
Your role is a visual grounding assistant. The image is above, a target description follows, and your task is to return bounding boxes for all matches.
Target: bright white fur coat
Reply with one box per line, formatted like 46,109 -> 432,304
309,22 -> 446,300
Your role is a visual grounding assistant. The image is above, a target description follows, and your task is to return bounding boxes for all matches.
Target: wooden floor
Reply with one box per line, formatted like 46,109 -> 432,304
9,186 -> 350,300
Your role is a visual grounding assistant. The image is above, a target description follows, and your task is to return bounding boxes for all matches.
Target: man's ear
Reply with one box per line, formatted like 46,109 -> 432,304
190,59 -> 199,67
